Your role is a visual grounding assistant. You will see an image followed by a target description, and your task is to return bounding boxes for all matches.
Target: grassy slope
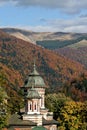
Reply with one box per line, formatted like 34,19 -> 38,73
2,28 -> 87,42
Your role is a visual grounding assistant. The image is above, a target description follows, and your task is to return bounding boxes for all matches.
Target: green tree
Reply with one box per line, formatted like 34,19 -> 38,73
0,87 -> 9,129
45,93 -> 70,120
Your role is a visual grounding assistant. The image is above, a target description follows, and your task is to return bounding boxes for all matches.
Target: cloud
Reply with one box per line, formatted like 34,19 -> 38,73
0,0 -> 9,1
2,16 -> 87,33
27,17 -> 87,33
79,14 -> 87,18
45,17 -> 87,33
1,0 -> 87,14
39,18 -> 47,23
0,0 -> 8,6
0,0 -> 17,6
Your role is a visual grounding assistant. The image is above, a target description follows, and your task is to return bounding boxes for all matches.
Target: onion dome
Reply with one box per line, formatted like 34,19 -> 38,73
24,63 -> 46,88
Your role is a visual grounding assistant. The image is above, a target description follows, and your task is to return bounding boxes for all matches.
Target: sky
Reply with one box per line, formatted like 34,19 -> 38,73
1,0 -> 87,32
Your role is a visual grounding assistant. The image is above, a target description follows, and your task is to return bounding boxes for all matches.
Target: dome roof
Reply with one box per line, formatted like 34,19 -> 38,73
24,63 -> 46,88
26,87 -> 41,99
32,126 -> 47,130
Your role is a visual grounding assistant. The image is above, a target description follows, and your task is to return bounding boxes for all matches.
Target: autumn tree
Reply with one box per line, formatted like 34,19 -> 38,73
63,73 -> 87,101
58,101 -> 87,130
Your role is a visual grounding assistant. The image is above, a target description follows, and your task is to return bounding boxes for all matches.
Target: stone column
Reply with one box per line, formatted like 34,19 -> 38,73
41,94 -> 45,108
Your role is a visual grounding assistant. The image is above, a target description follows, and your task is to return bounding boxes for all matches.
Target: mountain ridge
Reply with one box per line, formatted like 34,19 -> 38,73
2,27 -> 86,43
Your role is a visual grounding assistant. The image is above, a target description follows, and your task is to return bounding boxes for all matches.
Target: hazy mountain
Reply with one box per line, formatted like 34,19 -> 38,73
2,28 -> 85,43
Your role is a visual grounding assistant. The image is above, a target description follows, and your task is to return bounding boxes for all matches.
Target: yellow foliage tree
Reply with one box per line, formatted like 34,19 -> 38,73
58,101 -> 87,130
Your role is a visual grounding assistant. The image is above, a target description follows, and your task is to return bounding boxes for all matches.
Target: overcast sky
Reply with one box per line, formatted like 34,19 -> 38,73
0,0 -> 87,32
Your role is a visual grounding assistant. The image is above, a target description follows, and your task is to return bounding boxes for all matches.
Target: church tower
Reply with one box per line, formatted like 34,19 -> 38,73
24,62 -> 46,109
21,62 -> 58,130
22,62 -> 48,125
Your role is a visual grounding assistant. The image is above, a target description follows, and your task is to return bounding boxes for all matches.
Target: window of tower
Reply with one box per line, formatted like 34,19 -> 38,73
30,103 -> 32,110
35,103 -> 37,110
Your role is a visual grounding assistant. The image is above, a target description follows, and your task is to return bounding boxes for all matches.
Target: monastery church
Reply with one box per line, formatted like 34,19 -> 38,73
8,63 -> 58,130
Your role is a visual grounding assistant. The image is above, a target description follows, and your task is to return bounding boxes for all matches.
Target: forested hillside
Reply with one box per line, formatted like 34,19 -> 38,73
0,29 -> 86,92
2,28 -> 87,69
0,29 -> 87,130
56,40 -> 87,69
36,36 -> 87,49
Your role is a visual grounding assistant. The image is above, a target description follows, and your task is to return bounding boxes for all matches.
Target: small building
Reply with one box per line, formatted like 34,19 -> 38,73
8,63 -> 58,130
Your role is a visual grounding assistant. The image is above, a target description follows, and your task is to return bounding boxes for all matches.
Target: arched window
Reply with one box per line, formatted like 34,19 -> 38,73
30,103 -> 32,110
35,103 -> 37,110
24,89 -> 27,92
